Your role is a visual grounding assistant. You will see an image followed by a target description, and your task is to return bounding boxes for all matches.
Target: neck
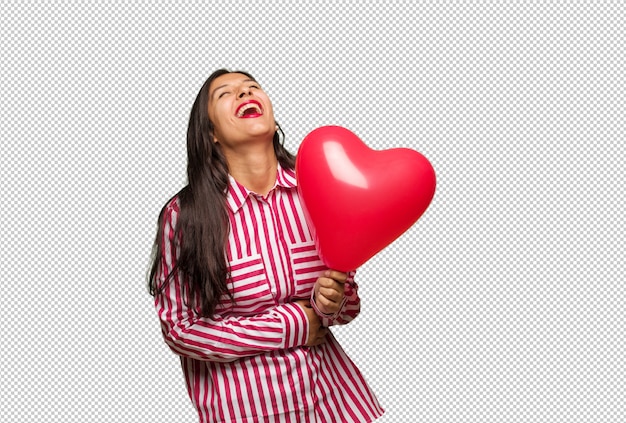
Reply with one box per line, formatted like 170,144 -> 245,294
223,143 -> 278,196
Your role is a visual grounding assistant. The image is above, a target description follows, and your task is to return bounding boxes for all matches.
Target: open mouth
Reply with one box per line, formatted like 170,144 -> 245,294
236,100 -> 263,118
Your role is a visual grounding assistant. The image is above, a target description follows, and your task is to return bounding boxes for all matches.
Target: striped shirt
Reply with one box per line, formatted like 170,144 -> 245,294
154,165 -> 384,423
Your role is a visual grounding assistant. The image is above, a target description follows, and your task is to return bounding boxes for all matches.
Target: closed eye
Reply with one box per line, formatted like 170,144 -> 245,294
218,91 -> 230,98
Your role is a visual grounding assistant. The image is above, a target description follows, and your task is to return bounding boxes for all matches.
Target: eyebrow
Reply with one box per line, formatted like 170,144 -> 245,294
210,78 -> 256,99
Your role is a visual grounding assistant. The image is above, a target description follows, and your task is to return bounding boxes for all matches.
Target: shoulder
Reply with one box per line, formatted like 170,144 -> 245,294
158,187 -> 187,228
163,194 -> 181,215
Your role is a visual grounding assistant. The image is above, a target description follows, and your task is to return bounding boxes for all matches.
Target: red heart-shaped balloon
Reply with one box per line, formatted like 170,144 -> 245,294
296,126 -> 436,272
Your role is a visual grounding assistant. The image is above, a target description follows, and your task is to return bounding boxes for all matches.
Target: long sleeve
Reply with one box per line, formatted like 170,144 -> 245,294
151,168 -> 384,423
154,199 -> 309,363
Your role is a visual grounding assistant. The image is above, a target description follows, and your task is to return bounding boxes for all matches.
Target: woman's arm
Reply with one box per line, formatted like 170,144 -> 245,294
155,281 -> 310,363
153,202 -> 310,363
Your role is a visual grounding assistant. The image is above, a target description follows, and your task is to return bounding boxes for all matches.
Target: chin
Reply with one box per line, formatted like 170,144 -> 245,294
246,125 -> 275,139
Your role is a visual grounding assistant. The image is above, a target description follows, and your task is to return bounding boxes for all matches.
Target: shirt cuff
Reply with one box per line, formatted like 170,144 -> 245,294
275,302 -> 309,348
310,290 -> 347,327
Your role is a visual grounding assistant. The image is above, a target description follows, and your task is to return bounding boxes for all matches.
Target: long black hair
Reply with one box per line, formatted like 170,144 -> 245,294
148,69 -> 295,317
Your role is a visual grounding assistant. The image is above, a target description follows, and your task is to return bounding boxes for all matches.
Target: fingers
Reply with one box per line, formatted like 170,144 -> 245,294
324,270 -> 348,283
317,277 -> 346,290
316,277 -> 346,303
308,327 -> 329,346
316,289 -> 343,309
313,271 -> 348,315
295,299 -> 329,346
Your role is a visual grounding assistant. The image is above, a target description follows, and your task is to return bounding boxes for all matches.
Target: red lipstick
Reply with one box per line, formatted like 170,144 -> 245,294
235,100 -> 263,118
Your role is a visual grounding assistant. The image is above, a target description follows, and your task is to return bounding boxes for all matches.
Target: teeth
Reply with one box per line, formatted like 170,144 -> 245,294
237,103 -> 262,117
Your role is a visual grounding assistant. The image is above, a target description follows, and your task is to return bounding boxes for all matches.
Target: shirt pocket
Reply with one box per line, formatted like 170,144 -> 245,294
215,254 -> 276,316
289,240 -> 328,299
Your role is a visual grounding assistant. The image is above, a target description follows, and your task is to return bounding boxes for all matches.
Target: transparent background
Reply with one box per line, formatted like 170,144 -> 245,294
1,1 -> 624,422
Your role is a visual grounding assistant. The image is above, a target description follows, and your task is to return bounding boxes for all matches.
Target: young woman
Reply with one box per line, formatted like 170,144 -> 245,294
149,69 -> 383,423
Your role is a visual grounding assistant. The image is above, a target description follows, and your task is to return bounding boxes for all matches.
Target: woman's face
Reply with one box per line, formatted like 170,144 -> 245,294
207,73 -> 276,149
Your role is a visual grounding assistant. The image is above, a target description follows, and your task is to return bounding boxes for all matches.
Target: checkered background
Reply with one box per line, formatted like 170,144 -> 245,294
1,1 -> 624,422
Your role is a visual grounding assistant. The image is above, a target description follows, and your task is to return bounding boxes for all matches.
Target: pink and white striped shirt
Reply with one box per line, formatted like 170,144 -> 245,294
154,165 -> 384,423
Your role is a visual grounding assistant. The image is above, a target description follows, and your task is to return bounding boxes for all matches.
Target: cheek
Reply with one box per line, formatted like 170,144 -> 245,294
210,105 -> 231,134
264,103 -> 276,121
257,93 -> 274,118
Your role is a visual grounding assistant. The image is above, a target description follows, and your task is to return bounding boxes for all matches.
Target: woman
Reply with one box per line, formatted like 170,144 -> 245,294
149,69 -> 384,423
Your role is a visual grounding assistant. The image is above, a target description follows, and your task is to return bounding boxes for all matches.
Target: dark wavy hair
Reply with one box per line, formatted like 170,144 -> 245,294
148,69 -> 296,317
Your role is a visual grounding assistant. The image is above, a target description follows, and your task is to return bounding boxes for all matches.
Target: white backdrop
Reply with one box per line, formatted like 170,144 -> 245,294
1,1 -> 624,422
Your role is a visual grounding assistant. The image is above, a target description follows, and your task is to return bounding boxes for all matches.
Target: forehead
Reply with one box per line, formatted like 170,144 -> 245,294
210,73 -> 256,92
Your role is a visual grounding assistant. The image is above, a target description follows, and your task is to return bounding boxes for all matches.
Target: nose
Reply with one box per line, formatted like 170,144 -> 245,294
238,86 -> 252,98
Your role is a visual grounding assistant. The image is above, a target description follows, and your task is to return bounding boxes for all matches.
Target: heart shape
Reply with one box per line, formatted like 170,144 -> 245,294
296,126 -> 436,271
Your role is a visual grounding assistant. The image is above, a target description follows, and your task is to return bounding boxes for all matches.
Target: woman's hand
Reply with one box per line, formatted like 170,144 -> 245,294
313,270 -> 347,315
295,299 -> 329,346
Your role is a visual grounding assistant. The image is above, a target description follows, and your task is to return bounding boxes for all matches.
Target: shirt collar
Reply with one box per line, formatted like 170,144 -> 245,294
226,163 -> 297,213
